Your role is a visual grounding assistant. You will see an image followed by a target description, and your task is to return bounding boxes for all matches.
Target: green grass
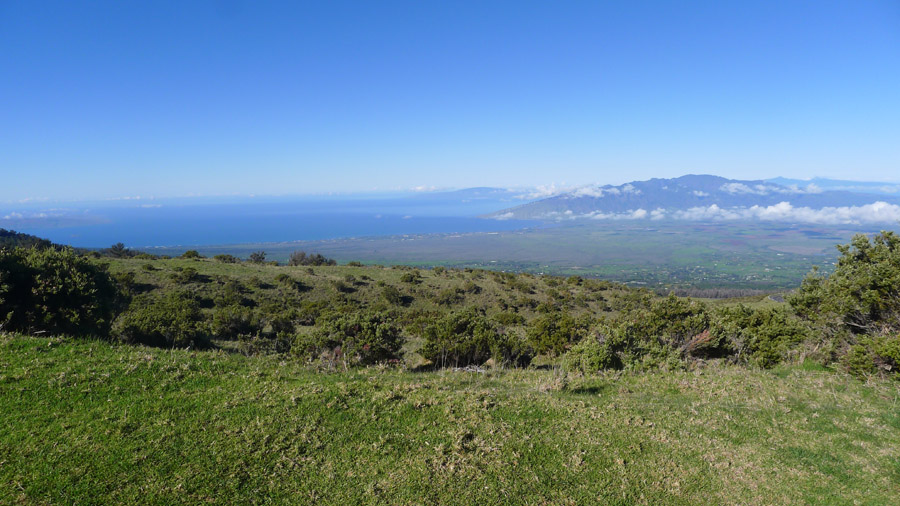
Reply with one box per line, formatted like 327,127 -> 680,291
2,334 -> 898,505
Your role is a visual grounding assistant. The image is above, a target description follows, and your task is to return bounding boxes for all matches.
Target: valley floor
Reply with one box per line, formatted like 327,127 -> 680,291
1,334 -> 898,505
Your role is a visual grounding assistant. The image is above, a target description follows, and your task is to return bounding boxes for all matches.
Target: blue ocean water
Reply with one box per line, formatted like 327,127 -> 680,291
5,193 -> 536,248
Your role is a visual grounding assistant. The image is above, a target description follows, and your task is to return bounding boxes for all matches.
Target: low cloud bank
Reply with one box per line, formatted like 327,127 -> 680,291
533,201 -> 900,225
720,183 -> 822,196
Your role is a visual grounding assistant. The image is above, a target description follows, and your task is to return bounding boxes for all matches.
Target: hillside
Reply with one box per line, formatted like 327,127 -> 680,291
2,334 -> 898,505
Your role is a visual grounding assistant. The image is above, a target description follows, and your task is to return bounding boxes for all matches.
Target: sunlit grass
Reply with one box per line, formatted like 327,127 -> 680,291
2,334 -> 897,505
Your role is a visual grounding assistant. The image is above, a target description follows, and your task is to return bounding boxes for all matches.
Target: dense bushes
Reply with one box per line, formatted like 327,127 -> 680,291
210,304 -> 261,340
0,247 -> 119,337
289,250 -> 337,267
297,311 -> 403,366
114,292 -> 209,348
421,308 -> 531,367
710,306 -> 808,368
526,312 -> 591,357
791,232 -> 900,334
789,231 -> 900,377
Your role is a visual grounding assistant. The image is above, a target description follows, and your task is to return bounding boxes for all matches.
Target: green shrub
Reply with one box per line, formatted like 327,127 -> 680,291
288,250 -> 336,266
115,292 -> 208,348
297,311 -> 403,366
275,273 -> 308,292
400,271 -> 422,284
493,311 -> 525,326
211,304 -> 261,340
843,334 -> 900,379
526,311 -> 591,357
790,231 -> 900,334
169,267 -> 201,284
180,250 -> 203,259
213,279 -> 250,307
421,308 -> 531,367
563,331 -> 620,373
214,254 -> 239,263
431,287 -> 464,306
711,305 -> 808,368
0,247 -> 120,337
381,285 -> 406,306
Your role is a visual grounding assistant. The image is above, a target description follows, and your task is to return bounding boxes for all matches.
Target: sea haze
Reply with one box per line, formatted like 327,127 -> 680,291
2,190 -> 539,248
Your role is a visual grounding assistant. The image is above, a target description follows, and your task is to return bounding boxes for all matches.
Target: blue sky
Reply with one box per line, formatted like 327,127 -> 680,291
2,0 -> 898,202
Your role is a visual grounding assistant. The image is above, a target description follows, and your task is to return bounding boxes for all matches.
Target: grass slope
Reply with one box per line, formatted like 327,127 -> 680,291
2,334 -> 898,505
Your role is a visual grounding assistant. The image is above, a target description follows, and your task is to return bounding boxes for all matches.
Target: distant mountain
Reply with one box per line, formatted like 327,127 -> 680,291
485,175 -> 900,225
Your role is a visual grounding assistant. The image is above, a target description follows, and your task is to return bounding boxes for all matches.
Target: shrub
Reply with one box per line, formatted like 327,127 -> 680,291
493,311 -> 525,326
213,279 -> 250,307
288,250 -> 336,266
790,231 -> 900,334
114,292 -> 208,348
331,280 -> 354,293
214,254 -> 240,263
431,287 -> 464,306
275,273 -> 308,292
297,311 -> 403,366
381,285 -> 406,306
400,271 -> 422,284
711,305 -> 808,368
843,334 -> 900,379
0,247 -> 120,337
461,280 -> 481,294
248,251 -> 267,264
563,330 -> 620,373
526,311 -> 590,357
421,308 -> 530,367
169,267 -> 200,284
210,304 -> 261,340
181,250 -> 203,259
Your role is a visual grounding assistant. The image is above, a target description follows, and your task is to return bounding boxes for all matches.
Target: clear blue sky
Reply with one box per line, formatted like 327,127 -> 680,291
2,0 -> 898,201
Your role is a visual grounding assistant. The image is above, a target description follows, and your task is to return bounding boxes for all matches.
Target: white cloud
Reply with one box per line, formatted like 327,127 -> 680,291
692,190 -> 709,197
672,201 -> 900,224
621,184 -> 641,195
562,201 -> 900,225
514,183 -> 573,200
570,186 -> 609,198
721,182 -> 823,196
720,183 -> 772,195
493,212 -> 515,220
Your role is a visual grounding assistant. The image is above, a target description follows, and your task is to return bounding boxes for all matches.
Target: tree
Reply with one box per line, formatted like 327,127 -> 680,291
248,251 -> 267,264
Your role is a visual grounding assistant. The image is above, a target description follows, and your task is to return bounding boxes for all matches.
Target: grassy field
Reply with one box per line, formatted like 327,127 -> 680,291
2,333 -> 898,505
145,221 -> 868,290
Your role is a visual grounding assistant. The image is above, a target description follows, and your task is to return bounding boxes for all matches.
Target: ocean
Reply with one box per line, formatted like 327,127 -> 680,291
4,193 -> 537,248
